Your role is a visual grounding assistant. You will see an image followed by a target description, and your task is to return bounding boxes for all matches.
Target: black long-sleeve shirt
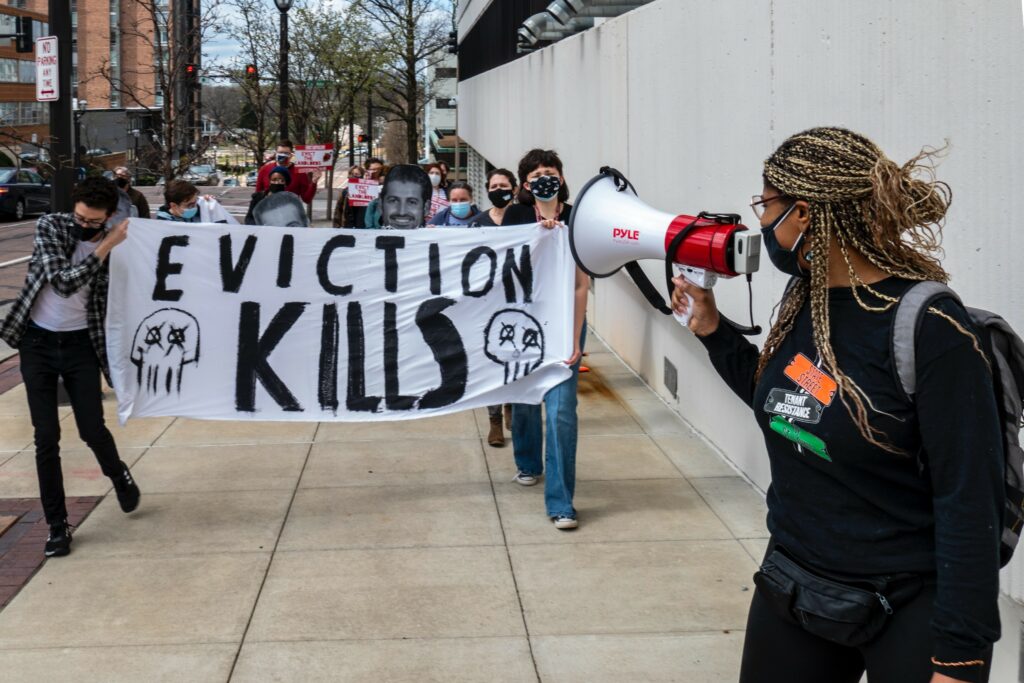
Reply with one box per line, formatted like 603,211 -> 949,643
699,277 -> 1002,679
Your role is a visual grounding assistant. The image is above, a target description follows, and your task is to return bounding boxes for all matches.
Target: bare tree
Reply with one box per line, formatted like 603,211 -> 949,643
289,3 -> 386,153
85,0 -> 227,181
209,0 -> 280,167
361,0 -> 452,163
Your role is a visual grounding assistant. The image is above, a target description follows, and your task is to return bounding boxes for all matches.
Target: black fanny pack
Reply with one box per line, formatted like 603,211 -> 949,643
754,547 -> 922,647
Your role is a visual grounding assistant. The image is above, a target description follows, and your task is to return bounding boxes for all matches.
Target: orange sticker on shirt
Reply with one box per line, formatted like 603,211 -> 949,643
783,353 -> 837,407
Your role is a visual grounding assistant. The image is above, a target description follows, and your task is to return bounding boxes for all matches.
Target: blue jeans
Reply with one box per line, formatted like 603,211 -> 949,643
512,324 -> 586,518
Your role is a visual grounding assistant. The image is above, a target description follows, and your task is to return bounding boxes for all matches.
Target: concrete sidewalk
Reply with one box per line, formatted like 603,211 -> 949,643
0,331 -> 767,682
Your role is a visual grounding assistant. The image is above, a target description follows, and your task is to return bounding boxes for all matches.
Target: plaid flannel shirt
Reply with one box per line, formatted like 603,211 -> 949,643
0,213 -> 111,381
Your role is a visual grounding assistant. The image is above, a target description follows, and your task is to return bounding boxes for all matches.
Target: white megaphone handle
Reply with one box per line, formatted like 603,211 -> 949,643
672,264 -> 718,328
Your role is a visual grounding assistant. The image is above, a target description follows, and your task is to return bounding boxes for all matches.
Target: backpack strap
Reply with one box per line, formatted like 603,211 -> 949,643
891,281 -> 962,398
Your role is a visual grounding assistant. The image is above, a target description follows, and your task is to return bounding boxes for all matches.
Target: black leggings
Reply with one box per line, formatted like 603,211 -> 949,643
739,581 -> 991,683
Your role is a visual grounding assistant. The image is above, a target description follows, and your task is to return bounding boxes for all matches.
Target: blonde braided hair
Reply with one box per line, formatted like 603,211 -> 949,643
756,127 -> 954,453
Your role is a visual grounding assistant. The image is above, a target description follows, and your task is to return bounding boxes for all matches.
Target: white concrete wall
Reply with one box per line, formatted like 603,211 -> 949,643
458,0 -> 1024,592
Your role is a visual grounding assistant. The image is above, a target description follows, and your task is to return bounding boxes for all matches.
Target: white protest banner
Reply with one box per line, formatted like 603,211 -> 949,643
293,143 -> 334,171
348,179 -> 381,207
106,220 -> 575,423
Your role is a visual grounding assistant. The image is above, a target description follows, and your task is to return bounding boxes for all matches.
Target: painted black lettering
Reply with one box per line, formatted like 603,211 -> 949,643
428,242 -> 441,295
152,235 -> 189,301
345,301 -> 382,412
502,245 -> 533,303
318,303 -> 339,411
376,235 -> 405,293
317,234 -> 355,296
417,297 -> 468,409
277,234 -> 295,288
235,301 -> 305,412
461,246 -> 497,298
219,234 -> 258,293
384,302 -> 416,410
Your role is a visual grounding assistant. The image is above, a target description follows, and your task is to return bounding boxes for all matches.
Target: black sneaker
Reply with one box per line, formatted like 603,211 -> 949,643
44,520 -> 73,557
112,465 -> 140,513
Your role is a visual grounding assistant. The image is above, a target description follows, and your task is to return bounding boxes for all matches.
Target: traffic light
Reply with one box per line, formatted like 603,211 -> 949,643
184,63 -> 198,78
447,30 -> 458,54
15,16 -> 32,53
356,134 -> 368,143
244,64 -> 258,82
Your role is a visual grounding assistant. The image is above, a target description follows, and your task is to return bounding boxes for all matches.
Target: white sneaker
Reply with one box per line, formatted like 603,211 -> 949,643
513,471 -> 538,486
552,515 -> 578,530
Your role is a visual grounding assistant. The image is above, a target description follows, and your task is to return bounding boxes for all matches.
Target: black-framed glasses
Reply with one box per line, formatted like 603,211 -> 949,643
750,194 -> 790,219
73,213 -> 106,228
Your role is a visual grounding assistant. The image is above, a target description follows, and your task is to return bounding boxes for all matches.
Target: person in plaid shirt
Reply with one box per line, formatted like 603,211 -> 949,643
0,177 -> 141,557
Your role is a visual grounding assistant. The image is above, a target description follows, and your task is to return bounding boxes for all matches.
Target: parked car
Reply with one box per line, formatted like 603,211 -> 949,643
245,170 -> 258,187
183,164 -> 220,186
0,168 -> 50,220
222,177 -> 239,187
85,147 -> 113,157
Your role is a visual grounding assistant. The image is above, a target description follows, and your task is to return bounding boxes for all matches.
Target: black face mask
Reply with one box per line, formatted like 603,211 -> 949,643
529,175 -> 561,201
760,202 -> 806,277
276,154 -> 290,164
115,177 -> 129,189
488,189 -> 513,208
269,184 -> 286,193
79,226 -> 105,241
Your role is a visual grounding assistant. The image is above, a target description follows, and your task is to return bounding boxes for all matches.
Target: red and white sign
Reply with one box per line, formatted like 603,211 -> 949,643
293,143 -> 334,171
429,194 -> 450,218
347,179 -> 381,207
35,37 -> 58,102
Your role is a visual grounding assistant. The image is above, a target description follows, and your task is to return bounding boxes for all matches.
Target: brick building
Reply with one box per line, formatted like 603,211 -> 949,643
0,2 -> 48,163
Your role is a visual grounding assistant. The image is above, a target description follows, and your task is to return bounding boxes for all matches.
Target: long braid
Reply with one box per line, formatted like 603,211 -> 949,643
759,127 -> 962,454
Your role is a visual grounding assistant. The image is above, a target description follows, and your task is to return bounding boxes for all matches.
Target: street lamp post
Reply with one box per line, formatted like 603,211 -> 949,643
275,0 -> 294,141
73,99 -> 87,180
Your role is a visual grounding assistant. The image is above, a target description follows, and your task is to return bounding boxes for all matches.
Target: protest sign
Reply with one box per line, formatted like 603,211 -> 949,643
106,220 -> 575,423
293,144 -> 334,171
430,194 -> 450,218
348,179 -> 381,207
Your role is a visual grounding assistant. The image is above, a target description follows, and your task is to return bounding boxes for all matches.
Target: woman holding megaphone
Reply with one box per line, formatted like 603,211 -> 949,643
673,127 -> 1001,683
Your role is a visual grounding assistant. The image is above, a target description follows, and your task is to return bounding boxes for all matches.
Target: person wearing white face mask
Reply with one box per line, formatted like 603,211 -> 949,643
424,162 -> 448,221
427,181 -> 481,226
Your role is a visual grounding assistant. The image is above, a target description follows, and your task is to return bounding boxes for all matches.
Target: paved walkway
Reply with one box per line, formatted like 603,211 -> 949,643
0,331 -> 770,681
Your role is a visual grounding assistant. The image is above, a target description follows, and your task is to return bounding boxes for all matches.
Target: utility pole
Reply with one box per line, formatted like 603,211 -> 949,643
366,98 -> 373,160
49,0 -> 73,212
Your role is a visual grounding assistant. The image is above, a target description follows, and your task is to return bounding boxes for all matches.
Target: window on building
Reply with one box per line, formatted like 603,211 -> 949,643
435,98 -> 456,109
18,60 -> 32,83
436,68 -> 457,79
0,59 -> 18,83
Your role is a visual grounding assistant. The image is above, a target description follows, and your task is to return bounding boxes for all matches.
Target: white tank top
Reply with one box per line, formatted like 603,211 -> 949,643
30,239 -> 99,332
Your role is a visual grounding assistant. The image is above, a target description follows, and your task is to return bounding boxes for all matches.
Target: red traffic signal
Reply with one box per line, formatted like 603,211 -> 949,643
184,63 -> 198,76
245,64 -> 258,80
357,134 -> 368,143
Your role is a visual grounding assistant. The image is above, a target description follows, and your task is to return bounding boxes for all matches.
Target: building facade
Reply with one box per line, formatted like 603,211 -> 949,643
455,0 -> 1024,619
0,2 -> 48,161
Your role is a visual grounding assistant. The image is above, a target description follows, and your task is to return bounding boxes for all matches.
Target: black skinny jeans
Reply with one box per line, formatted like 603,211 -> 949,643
19,323 -> 123,525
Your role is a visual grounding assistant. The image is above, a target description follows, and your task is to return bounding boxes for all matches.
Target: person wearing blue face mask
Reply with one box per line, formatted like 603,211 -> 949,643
155,180 -> 202,222
428,181 -> 481,226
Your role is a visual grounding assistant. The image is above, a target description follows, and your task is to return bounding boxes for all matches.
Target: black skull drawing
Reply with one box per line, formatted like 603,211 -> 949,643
484,309 -> 545,384
130,308 -> 200,395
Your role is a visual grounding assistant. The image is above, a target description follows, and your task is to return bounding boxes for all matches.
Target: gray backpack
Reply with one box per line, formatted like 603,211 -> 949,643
892,281 -> 1024,567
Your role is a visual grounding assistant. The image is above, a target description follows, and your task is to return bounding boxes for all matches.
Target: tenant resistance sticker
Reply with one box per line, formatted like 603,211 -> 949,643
764,388 -> 824,424
783,353 -> 837,407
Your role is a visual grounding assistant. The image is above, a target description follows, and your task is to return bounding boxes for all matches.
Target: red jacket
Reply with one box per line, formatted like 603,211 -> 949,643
256,162 -> 317,203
